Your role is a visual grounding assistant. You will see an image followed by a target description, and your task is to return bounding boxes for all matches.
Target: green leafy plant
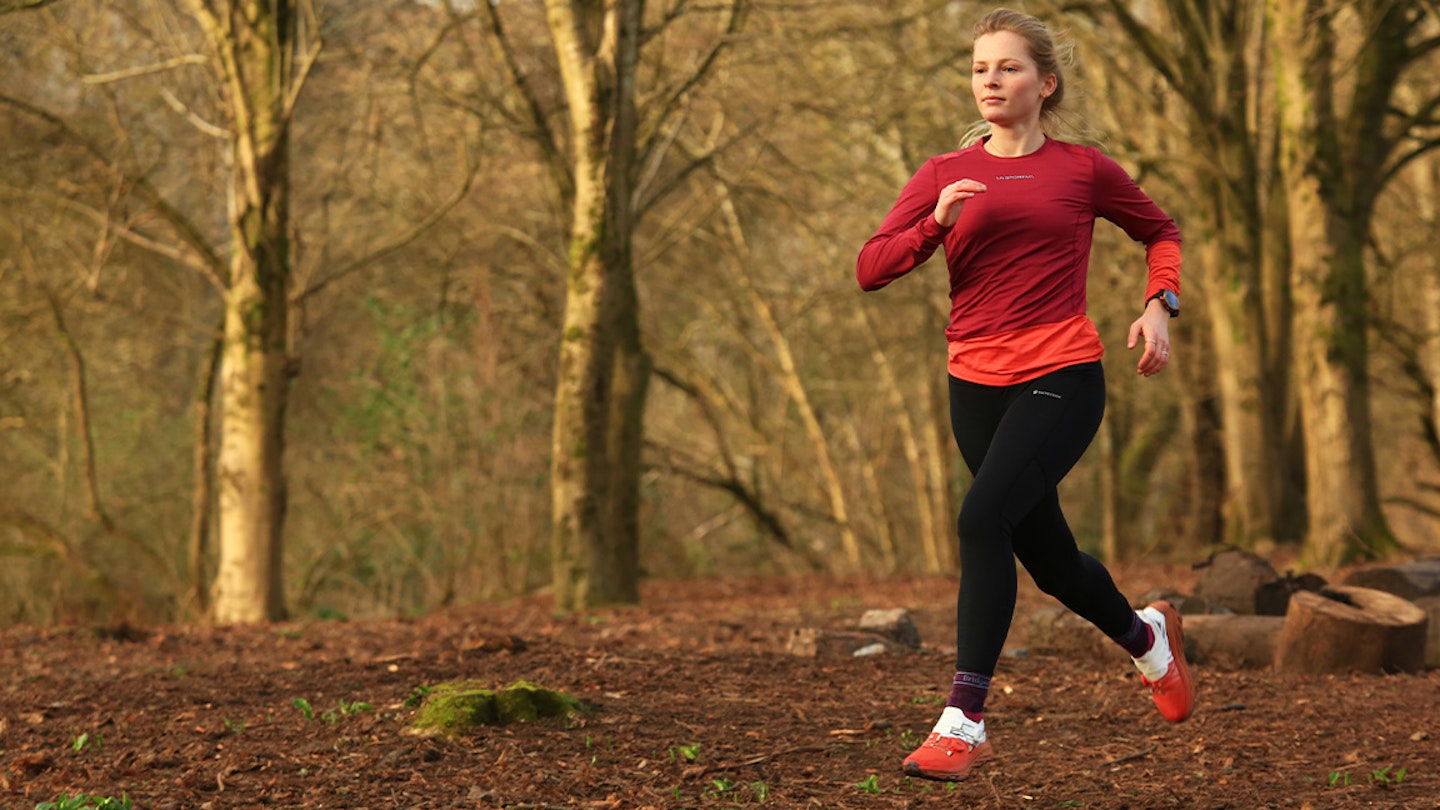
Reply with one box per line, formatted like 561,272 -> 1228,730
223,717 -> 246,734
34,794 -> 132,810
293,697 -> 315,721
1328,770 -> 1351,787
69,733 -> 102,752
856,774 -> 882,794
671,742 -> 701,762
702,774 -> 735,799
749,780 -> 770,802
318,698 -> 374,724
1369,766 -> 1406,785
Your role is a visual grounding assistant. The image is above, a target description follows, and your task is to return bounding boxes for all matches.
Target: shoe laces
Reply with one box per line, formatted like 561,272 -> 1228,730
924,732 -> 982,756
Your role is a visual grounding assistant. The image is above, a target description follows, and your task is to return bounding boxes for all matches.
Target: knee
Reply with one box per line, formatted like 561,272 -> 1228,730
1025,558 -> 1076,601
955,499 -> 999,548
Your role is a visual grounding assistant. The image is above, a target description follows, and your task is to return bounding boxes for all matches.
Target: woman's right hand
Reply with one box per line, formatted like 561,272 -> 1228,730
933,179 -> 988,227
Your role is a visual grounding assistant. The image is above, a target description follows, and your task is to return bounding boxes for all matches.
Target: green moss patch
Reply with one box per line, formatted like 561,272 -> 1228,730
408,679 -> 583,737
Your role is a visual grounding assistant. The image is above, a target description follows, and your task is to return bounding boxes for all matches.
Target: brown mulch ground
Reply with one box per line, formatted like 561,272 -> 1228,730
2,563 -> 1438,810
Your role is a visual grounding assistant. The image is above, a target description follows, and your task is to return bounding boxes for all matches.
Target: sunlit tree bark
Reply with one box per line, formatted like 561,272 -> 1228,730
1098,0 -> 1291,548
543,0 -> 648,610
514,0 -> 743,609
1267,0 -> 1440,562
187,0 -> 317,622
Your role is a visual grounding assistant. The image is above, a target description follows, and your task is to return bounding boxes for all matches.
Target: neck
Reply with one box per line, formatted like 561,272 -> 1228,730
983,123 -> 1046,157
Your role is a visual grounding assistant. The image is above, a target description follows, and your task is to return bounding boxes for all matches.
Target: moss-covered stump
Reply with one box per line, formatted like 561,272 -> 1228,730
408,680 -> 583,737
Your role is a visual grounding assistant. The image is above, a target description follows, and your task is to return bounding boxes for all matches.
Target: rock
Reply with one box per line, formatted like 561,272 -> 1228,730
1342,557 -> 1440,600
857,608 -> 922,649
1193,549 -> 1280,614
786,628 -> 900,658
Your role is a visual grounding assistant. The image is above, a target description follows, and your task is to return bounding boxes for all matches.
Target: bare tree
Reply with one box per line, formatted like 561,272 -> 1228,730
1269,0 -> 1440,562
1082,0 -> 1294,550
461,0 -> 744,609
173,0 -> 320,622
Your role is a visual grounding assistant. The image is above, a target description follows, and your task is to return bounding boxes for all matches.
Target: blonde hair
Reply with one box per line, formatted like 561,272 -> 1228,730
961,8 -> 1078,146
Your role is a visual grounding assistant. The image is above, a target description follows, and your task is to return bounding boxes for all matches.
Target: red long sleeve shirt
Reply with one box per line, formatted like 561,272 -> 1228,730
857,137 -> 1181,385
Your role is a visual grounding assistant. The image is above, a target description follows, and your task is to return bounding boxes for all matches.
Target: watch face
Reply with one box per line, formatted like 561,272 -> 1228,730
1163,290 -> 1179,311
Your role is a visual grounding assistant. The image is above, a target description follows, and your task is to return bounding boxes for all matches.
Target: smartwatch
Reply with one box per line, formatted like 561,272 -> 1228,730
1149,289 -> 1179,318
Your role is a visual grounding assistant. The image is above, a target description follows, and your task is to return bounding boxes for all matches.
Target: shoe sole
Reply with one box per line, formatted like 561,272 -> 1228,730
901,741 -> 995,781
1153,601 -> 1196,722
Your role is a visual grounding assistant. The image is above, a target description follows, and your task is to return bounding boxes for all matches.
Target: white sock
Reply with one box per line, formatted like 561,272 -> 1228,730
1132,607 -> 1173,681
931,705 -> 986,743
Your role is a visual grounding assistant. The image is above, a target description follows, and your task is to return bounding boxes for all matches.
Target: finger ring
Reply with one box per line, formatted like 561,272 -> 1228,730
1162,351 -> 1170,357
1146,339 -> 1156,344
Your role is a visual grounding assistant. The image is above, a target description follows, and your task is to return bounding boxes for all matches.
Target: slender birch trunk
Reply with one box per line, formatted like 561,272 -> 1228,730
191,0 -> 307,622
714,192 -> 861,571
858,303 -> 939,572
546,0 -> 648,610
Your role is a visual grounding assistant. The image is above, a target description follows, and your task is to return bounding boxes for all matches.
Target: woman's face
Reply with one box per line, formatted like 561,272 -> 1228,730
971,30 -> 1056,128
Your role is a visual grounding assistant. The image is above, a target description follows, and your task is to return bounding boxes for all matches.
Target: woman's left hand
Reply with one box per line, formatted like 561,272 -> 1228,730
1127,300 -> 1172,377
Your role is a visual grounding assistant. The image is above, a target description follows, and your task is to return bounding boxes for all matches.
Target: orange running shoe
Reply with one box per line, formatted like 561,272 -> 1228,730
901,707 -> 994,781
1135,601 -> 1196,722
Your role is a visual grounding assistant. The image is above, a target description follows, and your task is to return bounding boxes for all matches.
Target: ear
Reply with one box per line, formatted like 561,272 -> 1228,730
1041,73 -> 1058,98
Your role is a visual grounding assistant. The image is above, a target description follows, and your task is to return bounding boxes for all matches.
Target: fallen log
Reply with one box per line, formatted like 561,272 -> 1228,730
1341,557 -> 1440,600
1025,606 -> 1281,669
1341,560 -> 1440,668
1180,614 -> 1282,669
1274,586 -> 1429,675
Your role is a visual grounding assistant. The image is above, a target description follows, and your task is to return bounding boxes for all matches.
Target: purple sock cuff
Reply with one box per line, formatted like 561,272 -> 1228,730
952,671 -> 992,690
1112,611 -> 1153,658
947,670 -> 991,714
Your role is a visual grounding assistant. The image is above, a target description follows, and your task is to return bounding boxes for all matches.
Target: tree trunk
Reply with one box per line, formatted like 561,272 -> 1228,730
1274,585 -> 1428,675
189,328 -> 223,618
201,0 -> 302,623
546,0 -> 647,611
1103,0 -> 1290,549
1270,0 -> 1397,565
1203,235 -> 1282,547
1423,160 -> 1440,465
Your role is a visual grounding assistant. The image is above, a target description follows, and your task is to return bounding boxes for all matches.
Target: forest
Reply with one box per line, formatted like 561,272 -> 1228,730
3,0 -> 1440,626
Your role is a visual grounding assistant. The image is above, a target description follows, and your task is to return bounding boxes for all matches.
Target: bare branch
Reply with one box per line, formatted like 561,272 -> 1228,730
82,54 -> 209,84
0,0 -> 63,12
0,183 -> 223,288
281,0 -> 324,122
296,140 -> 481,302
471,0 -> 571,200
159,87 -> 230,139
27,256 -> 178,595
1382,135 -> 1440,188
0,93 -> 226,281
638,0 -> 744,173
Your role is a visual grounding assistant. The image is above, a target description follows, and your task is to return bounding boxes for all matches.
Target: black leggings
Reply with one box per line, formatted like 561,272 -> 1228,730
948,362 -> 1134,674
